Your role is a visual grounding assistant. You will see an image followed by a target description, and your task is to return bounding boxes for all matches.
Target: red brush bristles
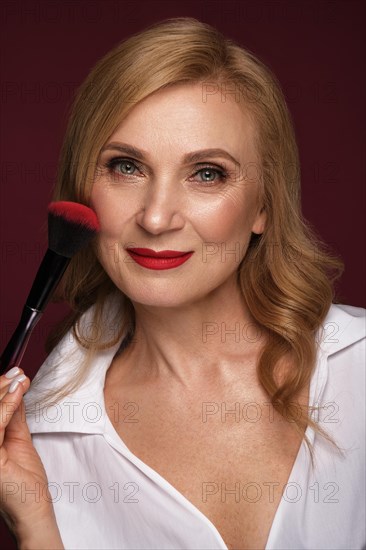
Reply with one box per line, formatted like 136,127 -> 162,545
47,201 -> 100,232
47,201 -> 101,257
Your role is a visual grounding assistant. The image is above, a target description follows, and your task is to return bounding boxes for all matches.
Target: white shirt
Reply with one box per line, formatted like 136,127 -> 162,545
24,302 -> 366,549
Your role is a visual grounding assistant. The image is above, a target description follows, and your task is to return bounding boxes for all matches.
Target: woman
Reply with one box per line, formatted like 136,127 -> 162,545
0,17 -> 364,550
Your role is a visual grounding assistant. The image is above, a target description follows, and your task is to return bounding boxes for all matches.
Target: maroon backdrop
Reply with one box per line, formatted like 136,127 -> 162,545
0,0 -> 365,547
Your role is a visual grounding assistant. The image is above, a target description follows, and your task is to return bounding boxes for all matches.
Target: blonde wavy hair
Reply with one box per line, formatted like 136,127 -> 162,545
26,17 -> 344,465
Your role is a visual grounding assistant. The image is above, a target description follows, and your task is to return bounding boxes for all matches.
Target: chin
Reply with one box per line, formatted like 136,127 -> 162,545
119,283 -> 184,307
131,296 -> 189,309
124,283 -> 204,310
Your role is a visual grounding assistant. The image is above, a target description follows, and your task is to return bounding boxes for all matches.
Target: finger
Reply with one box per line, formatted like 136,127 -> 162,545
0,374 -> 30,403
0,368 -> 25,399
6,395 -> 33,444
0,377 -> 30,446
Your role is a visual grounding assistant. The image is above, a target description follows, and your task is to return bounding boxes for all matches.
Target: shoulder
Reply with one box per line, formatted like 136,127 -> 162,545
318,304 -> 365,413
314,303 -> 365,405
317,305 -> 365,454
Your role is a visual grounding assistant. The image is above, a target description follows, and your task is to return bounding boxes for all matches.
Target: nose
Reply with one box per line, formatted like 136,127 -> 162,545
135,178 -> 185,235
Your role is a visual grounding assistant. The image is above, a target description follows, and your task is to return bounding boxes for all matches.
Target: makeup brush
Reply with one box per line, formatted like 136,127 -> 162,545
0,201 -> 100,375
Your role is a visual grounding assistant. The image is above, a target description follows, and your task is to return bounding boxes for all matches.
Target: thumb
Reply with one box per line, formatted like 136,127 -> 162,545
5,398 -> 32,444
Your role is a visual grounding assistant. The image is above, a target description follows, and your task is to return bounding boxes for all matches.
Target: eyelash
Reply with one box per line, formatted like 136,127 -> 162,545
104,157 -> 228,185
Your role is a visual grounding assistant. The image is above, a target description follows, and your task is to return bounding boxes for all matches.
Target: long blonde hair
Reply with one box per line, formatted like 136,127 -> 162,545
26,17 -> 344,464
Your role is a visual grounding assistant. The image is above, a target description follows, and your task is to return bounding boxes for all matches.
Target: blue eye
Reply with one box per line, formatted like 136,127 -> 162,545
106,159 -> 138,175
195,167 -> 227,184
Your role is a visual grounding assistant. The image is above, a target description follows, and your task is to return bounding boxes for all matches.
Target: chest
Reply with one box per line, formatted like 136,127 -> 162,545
104,381 -> 306,550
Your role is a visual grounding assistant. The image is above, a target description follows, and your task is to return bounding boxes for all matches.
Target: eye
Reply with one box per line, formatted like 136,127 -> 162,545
105,157 -> 140,177
192,166 -> 228,185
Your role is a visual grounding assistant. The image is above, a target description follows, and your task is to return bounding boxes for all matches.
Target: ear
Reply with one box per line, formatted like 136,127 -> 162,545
251,206 -> 266,235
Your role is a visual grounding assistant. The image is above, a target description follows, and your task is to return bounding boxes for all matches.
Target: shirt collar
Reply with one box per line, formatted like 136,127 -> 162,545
25,302 -> 365,435
317,303 -> 365,355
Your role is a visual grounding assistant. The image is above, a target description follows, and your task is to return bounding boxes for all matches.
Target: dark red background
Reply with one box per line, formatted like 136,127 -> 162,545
0,0 -> 365,547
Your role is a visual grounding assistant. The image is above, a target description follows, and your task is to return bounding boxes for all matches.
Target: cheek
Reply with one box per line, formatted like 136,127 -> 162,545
191,194 -> 253,243
90,185 -> 134,239
90,187 -> 135,271
189,194 -> 255,267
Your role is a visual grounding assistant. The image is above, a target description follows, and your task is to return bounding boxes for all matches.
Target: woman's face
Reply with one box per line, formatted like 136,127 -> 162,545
91,82 -> 266,307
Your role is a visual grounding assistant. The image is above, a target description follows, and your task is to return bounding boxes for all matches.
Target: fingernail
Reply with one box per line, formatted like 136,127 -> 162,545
5,367 -> 21,379
8,374 -> 27,394
8,380 -> 20,393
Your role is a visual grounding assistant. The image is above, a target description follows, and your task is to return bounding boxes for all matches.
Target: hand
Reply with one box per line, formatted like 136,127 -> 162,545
0,367 -> 62,547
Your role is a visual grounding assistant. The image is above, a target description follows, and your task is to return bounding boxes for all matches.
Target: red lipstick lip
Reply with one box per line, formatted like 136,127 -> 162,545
125,248 -> 195,270
126,247 -> 193,258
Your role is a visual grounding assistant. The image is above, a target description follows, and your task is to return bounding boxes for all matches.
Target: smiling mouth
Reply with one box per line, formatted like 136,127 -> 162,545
125,248 -> 194,271
126,248 -> 193,258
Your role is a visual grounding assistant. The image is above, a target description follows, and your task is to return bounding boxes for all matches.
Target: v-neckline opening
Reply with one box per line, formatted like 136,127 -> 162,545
100,345 -> 327,550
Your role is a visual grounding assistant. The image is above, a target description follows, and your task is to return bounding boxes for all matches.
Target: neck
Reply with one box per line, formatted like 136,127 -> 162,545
115,276 -> 268,390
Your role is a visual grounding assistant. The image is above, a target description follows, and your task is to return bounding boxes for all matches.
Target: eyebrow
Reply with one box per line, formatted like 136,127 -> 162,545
101,142 -> 241,167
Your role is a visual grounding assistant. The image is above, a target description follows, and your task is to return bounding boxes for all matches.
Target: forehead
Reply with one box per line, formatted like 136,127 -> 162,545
107,82 -> 258,162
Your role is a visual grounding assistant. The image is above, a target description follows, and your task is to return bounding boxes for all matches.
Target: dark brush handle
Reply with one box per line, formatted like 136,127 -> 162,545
26,248 -> 70,312
0,249 -> 70,375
